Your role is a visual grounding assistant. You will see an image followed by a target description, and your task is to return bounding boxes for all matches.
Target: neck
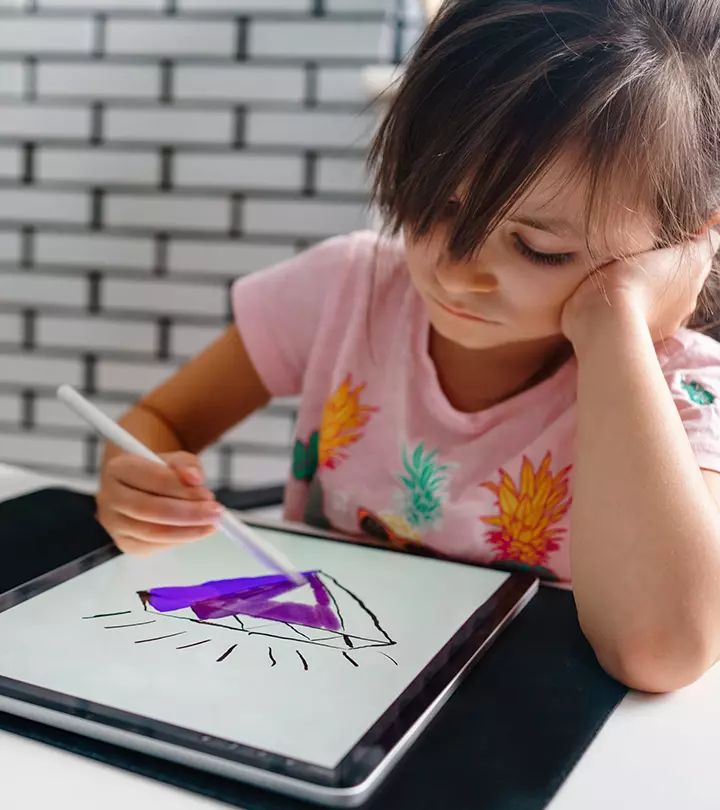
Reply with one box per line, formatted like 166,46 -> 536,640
429,329 -> 571,413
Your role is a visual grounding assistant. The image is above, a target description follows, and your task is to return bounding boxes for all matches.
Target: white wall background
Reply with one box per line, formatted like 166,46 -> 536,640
0,0 -> 424,490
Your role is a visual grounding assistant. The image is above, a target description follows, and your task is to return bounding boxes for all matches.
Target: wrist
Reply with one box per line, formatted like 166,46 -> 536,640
565,294 -> 651,356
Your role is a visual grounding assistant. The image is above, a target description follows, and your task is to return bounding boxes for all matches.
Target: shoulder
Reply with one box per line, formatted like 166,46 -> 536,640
658,329 -> 720,428
659,329 -> 720,388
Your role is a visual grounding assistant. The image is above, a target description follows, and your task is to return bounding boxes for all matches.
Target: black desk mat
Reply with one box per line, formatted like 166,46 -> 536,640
0,488 -> 628,810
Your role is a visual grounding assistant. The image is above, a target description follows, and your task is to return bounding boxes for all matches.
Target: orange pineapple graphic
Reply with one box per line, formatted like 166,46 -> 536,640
318,375 -> 378,470
480,453 -> 571,576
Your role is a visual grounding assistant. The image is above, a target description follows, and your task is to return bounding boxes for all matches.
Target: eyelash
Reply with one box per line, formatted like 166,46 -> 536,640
440,201 -> 576,267
512,235 -> 575,267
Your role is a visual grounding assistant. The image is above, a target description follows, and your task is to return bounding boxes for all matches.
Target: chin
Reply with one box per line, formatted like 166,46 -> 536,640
431,318 -> 510,350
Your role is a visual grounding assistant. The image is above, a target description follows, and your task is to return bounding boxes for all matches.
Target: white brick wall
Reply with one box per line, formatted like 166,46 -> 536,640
167,239 -> 293,276
174,66 -> 305,104
35,232 -> 154,270
106,21 -> 236,58
105,109 -> 234,145
0,19 -> 93,54
175,153 -> 304,192
104,278 -> 225,316
37,148 -> 160,185
0,0 -> 406,487
0,105 -> 90,138
0,62 -> 25,98
37,64 -> 160,100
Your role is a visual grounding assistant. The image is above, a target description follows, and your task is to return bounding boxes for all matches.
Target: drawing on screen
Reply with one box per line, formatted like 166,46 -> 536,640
83,570 -> 397,671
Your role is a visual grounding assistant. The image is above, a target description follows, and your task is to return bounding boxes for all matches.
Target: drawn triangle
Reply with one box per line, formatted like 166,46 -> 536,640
140,571 -> 341,632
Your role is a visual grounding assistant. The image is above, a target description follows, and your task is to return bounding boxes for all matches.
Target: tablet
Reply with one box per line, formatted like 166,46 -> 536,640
0,525 -> 536,807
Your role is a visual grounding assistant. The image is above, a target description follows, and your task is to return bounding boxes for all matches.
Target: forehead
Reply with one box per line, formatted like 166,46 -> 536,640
513,153 -> 659,259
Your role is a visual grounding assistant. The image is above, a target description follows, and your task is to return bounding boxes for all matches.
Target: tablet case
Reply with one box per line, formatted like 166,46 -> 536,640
0,488 -> 628,810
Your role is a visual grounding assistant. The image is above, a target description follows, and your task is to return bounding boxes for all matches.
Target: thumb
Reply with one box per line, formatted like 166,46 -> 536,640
165,452 -> 205,487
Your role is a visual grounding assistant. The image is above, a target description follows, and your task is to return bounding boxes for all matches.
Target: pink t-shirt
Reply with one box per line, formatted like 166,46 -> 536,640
233,231 -> 720,583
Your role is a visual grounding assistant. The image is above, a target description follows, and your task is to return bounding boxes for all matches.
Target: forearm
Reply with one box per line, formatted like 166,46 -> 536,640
571,308 -> 720,690
101,403 -> 186,468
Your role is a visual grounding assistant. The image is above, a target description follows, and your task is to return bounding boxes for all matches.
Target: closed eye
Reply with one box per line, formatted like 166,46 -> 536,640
513,234 -> 575,267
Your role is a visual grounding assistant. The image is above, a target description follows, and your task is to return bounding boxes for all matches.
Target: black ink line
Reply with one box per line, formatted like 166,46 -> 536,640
82,611 -> 132,620
380,652 -> 398,666
176,639 -> 211,650
135,632 -> 186,644
145,612 -> 393,650
321,571 -> 395,645
343,634 -> 354,649
285,623 -> 311,640
104,620 -> 156,629
343,652 -> 359,667
233,615 -> 245,630
268,647 -> 277,667
323,574 -> 346,631
217,644 -> 237,663
296,651 -> 309,671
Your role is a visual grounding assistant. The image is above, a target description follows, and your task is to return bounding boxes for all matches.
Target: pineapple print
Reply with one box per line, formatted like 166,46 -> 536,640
359,443 -> 452,549
293,374 -> 377,482
319,375 -> 378,469
681,378 -> 716,406
480,453 -> 572,579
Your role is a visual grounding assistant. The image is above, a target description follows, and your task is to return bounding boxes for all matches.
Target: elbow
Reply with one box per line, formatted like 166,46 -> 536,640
581,621 -> 716,694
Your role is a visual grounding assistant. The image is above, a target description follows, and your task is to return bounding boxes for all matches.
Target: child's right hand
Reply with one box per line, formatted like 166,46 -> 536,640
96,451 -> 223,556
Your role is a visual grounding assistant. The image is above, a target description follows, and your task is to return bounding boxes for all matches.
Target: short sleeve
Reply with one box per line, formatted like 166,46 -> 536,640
664,333 -> 720,472
232,233 -> 360,398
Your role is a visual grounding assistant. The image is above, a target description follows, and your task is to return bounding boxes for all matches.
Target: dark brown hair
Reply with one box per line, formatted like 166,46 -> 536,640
369,0 -> 720,333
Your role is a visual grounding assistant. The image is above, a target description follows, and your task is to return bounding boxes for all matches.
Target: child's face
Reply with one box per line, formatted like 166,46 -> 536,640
404,154 -> 659,350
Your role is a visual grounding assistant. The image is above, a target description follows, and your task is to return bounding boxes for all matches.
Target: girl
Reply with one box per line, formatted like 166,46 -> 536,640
97,0 -> 720,693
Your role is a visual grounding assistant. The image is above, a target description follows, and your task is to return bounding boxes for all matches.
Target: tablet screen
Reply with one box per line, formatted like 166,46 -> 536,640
0,529 -> 510,776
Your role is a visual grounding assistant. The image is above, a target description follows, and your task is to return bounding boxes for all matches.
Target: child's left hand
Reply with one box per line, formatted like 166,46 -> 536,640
562,228 -> 720,347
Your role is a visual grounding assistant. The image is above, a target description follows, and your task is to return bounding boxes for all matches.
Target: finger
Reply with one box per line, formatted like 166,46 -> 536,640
108,482 -> 223,526
109,454 -> 214,501
164,452 -> 206,488
112,514 -> 218,546
114,535 -> 158,557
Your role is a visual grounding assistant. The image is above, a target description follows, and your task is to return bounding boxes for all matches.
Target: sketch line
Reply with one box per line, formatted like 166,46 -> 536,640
143,612 -> 391,649
217,644 -> 237,663
296,650 -> 309,671
268,647 -> 277,667
104,620 -> 156,629
380,652 -> 398,666
320,571 -> 395,645
135,632 -> 186,644
343,634 -> 354,649
343,652 -> 359,667
285,622 -> 311,640
233,615 -> 245,630
324,579 -> 346,632
83,611 -> 132,620
176,639 -> 211,650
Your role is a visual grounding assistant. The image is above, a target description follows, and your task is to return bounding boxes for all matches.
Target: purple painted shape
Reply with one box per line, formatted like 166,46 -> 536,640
194,573 -> 341,631
141,571 -> 316,613
140,571 -> 341,633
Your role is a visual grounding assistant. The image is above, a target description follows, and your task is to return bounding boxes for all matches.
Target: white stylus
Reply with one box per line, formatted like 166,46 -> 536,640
57,385 -> 306,585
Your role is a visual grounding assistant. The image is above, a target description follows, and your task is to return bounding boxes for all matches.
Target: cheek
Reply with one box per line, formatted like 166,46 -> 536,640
405,238 -> 443,286
505,270 -> 582,324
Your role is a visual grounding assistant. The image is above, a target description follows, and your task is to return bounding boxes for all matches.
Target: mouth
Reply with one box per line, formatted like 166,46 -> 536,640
435,299 -> 498,324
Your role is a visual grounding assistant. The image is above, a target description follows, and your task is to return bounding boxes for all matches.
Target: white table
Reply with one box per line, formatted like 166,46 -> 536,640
0,462 -> 718,809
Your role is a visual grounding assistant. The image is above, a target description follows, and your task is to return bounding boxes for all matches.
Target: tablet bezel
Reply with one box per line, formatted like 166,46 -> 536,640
0,527 -> 537,802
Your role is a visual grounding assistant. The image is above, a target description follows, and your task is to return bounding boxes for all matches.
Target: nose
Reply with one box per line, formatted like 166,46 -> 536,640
437,263 -> 498,295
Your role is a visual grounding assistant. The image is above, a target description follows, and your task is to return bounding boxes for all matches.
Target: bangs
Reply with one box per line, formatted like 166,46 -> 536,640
369,1 -> 720,263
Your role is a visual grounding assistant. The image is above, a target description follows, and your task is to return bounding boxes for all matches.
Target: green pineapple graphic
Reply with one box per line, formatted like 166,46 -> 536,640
369,443 -> 452,544
681,378 -> 716,406
399,444 -> 451,530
